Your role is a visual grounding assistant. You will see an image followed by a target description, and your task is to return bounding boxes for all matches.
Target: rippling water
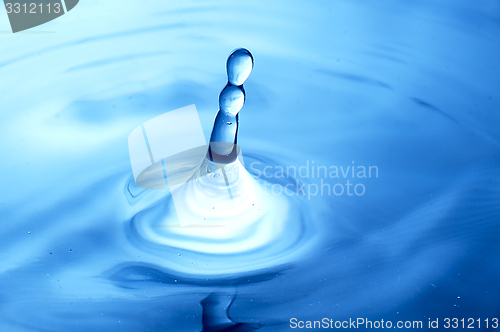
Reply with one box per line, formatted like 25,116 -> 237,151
1,0 -> 499,331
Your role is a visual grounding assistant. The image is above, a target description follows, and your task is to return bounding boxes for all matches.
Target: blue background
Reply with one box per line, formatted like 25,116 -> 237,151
0,0 -> 499,331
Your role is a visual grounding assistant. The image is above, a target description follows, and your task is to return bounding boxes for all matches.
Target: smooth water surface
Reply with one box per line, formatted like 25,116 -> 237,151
0,0 -> 499,331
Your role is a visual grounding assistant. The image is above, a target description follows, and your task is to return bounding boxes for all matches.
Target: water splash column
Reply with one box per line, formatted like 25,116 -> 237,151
208,48 -> 254,159
165,48 -> 256,226
128,49 -> 309,265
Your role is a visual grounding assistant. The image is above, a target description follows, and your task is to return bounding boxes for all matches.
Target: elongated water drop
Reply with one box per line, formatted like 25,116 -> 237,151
226,48 -> 254,86
209,48 -> 253,157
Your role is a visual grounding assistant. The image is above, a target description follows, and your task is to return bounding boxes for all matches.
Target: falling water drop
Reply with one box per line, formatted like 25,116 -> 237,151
209,48 -> 253,157
226,48 -> 254,86
219,84 -> 245,116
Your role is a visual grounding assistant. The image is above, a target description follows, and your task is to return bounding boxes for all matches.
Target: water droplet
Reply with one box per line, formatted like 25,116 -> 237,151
457,296 -> 460,299
209,49 -> 253,157
219,84 -> 245,115
178,253 -> 181,256
174,279 -> 178,283
28,231 -> 31,234
226,48 -> 253,86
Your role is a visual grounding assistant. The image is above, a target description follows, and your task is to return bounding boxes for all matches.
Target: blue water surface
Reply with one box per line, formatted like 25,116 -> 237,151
0,0 -> 499,331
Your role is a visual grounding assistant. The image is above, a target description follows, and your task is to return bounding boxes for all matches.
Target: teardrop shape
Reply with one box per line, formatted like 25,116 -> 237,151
226,48 -> 254,86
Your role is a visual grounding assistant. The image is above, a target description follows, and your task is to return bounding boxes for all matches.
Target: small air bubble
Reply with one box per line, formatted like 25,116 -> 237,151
227,122 -> 232,125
